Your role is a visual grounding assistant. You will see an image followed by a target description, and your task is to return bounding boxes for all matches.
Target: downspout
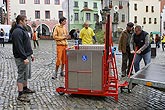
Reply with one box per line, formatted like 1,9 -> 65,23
68,0 -> 70,31
128,2 -> 129,22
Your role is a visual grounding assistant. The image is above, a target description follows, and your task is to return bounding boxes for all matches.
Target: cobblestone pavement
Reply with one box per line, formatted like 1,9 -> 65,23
0,40 -> 165,110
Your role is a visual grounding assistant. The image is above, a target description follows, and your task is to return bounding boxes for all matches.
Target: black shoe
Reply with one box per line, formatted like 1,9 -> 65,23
17,94 -> 30,102
121,74 -> 126,77
60,72 -> 64,77
52,74 -> 57,79
23,88 -> 35,94
52,76 -> 57,79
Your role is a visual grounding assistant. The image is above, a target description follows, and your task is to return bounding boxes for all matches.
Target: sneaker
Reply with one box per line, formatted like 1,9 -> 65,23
121,74 -> 126,77
23,88 -> 35,94
52,73 -> 57,79
60,72 -> 64,77
52,75 -> 57,79
17,94 -> 30,102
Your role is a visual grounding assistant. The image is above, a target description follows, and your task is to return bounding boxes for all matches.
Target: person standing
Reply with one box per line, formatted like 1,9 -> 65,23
150,32 -> 154,44
161,33 -> 165,51
155,34 -> 161,48
32,30 -> 39,49
130,25 -> 151,73
52,17 -> 70,79
79,22 -> 97,44
11,15 -> 35,102
118,22 -> 134,77
0,28 -> 5,47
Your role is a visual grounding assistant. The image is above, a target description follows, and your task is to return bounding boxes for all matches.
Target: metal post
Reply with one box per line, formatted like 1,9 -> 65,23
51,40 -> 56,75
40,21 -> 42,35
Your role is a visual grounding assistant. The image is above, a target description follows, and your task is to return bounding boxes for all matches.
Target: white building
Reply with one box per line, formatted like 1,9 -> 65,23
129,0 -> 161,35
8,0 -> 68,37
109,0 -> 129,37
161,5 -> 165,35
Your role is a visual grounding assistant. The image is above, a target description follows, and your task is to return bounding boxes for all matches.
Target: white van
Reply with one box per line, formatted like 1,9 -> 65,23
0,25 -> 11,42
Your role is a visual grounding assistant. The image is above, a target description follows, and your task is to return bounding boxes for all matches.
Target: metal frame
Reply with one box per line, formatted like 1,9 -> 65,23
56,14 -> 120,101
129,63 -> 165,90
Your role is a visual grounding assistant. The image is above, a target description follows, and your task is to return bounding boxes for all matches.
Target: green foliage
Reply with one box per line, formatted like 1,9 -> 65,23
95,29 -> 104,44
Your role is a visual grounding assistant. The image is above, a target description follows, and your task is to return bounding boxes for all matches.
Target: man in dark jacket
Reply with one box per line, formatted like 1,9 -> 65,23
12,15 -> 35,102
118,22 -> 134,77
130,25 -> 151,72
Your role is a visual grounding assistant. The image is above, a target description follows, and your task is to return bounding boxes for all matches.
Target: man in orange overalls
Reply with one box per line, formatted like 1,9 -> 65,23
52,17 -> 70,79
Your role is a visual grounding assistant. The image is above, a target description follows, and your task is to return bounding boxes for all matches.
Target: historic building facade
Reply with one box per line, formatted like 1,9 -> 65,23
161,0 -> 165,35
129,0 -> 161,35
68,0 -> 101,31
6,0 -> 69,39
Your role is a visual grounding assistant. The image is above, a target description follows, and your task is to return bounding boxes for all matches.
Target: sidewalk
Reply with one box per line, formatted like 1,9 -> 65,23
0,40 -> 165,110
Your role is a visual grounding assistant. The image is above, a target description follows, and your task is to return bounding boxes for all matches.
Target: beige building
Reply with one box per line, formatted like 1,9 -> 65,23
101,0 -> 129,37
7,0 -> 69,38
129,0 -> 161,34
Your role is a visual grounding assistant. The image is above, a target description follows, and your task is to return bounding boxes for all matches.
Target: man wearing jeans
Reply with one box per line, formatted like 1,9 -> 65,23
130,25 -> 151,72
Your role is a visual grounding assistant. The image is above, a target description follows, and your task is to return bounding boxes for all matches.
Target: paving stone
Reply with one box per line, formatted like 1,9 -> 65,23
0,41 -> 165,110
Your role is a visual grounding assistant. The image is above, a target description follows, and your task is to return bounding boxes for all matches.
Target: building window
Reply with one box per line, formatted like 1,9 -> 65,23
119,1 -> 123,9
74,1 -> 78,7
20,0 -> 25,4
58,11 -> 63,18
151,6 -> 154,12
93,2 -> 97,8
45,0 -> 50,4
84,2 -> 88,8
134,4 -> 137,11
134,16 -> 137,23
20,10 -> 26,16
146,6 -> 148,12
94,14 -> 98,21
121,14 -> 125,22
86,13 -> 91,21
149,18 -> 151,24
45,11 -> 50,19
74,13 -> 79,21
54,0 -> 60,5
109,0 -> 112,8
34,0 -> 40,4
113,12 -> 119,23
154,18 -> 157,24
35,11 -> 40,19
119,1 -> 122,5
164,22 -> 165,29
143,17 -> 146,24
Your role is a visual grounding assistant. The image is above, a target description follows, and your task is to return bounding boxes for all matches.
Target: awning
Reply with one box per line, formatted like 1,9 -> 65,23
152,32 -> 160,34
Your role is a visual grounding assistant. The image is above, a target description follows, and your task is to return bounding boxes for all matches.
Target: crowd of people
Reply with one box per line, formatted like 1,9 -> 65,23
118,22 -> 165,78
9,15 -> 98,102
8,14 -> 164,103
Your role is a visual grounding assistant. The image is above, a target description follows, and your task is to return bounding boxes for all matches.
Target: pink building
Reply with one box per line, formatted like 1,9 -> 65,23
5,0 -> 69,39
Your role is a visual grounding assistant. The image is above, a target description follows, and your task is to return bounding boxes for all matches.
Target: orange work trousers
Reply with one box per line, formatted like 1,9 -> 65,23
56,45 -> 67,66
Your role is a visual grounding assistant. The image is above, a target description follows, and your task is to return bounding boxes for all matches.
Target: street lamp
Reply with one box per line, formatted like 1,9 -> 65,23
100,0 -> 110,24
100,0 -> 111,31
